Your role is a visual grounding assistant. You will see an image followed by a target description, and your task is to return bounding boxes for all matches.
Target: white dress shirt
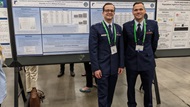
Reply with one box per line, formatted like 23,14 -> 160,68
104,20 -> 113,32
134,19 -> 144,31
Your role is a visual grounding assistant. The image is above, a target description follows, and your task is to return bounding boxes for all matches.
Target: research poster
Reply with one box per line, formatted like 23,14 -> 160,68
0,0 -> 12,58
12,0 -> 89,55
10,0 -> 156,56
157,0 -> 190,49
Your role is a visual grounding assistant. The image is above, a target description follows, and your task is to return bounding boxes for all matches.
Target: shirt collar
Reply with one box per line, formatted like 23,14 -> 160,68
103,20 -> 113,27
134,19 -> 144,27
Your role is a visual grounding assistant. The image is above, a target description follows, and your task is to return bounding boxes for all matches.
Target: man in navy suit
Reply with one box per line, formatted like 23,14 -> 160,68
89,3 -> 124,107
123,1 -> 159,107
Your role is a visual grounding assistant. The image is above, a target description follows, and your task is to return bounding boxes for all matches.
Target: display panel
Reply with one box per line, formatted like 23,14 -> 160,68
13,8 -> 41,34
42,34 -> 88,55
40,8 -> 89,34
15,35 -> 42,55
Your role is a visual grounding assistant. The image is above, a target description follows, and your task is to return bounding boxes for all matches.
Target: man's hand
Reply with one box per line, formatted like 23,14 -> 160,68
118,68 -> 123,75
94,70 -> 102,79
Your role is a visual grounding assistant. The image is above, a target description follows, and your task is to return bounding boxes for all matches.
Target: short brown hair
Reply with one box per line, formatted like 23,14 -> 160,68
132,1 -> 145,10
133,1 -> 144,7
102,3 -> 115,12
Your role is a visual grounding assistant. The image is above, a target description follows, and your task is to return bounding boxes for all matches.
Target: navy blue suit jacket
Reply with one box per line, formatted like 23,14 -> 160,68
89,22 -> 124,75
123,19 -> 159,71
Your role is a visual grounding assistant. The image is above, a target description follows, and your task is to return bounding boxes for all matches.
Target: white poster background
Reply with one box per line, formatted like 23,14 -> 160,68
0,8 -> 7,18
0,20 -> 10,43
157,0 -> 190,49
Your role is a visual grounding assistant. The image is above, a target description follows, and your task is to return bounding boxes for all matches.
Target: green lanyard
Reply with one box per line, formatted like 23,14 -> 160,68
133,20 -> 146,45
102,21 -> 116,46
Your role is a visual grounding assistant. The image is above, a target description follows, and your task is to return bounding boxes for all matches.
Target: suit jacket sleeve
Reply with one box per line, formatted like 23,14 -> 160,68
122,24 -> 128,65
152,21 -> 159,54
89,25 -> 100,72
119,26 -> 124,68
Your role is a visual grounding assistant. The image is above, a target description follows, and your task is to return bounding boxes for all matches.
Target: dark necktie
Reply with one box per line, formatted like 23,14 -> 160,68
108,24 -> 112,34
137,23 -> 141,37
108,24 -> 113,40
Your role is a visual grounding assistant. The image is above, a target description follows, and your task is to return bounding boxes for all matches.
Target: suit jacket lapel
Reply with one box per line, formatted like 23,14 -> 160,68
130,20 -> 135,34
139,20 -> 149,38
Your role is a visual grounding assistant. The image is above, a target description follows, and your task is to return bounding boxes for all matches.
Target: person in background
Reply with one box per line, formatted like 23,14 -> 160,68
25,66 -> 39,93
57,63 -> 75,77
123,1 -> 159,107
89,3 -> 124,107
0,46 -> 7,107
79,62 -> 97,93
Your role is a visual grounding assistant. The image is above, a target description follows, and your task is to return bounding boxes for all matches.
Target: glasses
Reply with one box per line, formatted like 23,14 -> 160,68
104,9 -> 115,13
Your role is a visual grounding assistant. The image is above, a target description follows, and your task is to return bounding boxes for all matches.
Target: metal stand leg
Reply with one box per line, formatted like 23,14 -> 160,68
154,70 -> 161,104
18,70 -> 27,102
15,67 -> 28,107
14,67 -> 19,107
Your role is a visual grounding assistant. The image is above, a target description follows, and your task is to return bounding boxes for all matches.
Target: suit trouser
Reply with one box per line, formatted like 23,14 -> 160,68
0,104 -> 1,107
97,74 -> 118,107
25,66 -> 38,92
126,69 -> 154,107
60,63 -> 74,73
84,62 -> 97,87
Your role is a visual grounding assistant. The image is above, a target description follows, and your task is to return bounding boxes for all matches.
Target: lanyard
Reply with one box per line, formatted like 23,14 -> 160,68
102,21 -> 116,46
133,20 -> 146,45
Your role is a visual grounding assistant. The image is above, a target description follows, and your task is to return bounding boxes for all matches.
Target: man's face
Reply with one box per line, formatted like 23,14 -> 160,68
132,4 -> 146,21
102,5 -> 115,21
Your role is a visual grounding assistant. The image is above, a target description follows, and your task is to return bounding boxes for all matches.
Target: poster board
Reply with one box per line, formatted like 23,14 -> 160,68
0,0 -> 12,58
5,0 -> 157,66
156,0 -> 190,57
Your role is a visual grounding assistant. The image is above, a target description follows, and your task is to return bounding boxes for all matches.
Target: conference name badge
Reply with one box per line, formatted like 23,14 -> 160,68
135,45 -> 144,52
111,45 -> 117,55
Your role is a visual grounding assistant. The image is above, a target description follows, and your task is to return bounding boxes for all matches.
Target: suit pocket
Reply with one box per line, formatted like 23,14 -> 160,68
143,53 -> 154,63
146,53 -> 152,57
100,36 -> 109,43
